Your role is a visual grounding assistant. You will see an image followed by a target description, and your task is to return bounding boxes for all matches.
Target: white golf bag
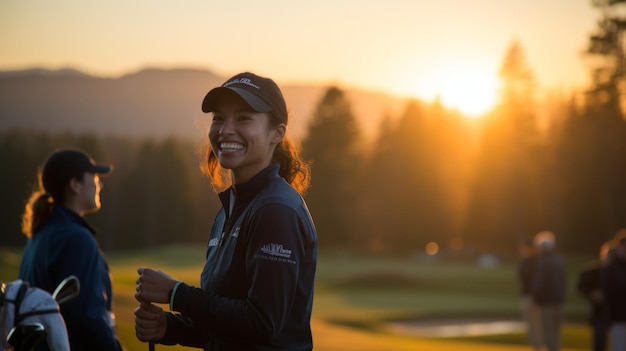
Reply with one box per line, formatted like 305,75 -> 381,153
1,276 -> 79,351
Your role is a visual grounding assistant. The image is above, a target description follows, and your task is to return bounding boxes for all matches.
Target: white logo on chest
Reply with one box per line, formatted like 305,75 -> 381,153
260,243 -> 292,258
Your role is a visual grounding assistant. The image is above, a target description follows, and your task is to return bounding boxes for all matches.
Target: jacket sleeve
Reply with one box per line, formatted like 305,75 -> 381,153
54,231 -> 122,351
172,203 -> 307,344
158,312 -> 209,347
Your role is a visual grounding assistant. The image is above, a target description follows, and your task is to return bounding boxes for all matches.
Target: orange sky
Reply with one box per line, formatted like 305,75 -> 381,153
0,0 -> 601,115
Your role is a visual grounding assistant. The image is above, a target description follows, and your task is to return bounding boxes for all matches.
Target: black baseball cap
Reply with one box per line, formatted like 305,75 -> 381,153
201,72 -> 288,123
42,149 -> 112,193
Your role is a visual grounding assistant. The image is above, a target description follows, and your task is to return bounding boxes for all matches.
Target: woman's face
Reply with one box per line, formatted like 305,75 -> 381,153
77,172 -> 103,214
209,92 -> 285,184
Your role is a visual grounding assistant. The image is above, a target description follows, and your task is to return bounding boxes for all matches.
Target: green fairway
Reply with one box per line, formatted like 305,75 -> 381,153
1,245 -> 593,351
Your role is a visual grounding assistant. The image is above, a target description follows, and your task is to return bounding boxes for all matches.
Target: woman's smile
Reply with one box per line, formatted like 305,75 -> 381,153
219,142 -> 244,153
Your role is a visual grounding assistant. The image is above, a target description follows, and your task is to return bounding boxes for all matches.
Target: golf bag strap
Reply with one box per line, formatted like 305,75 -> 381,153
6,282 -> 31,326
17,308 -> 60,321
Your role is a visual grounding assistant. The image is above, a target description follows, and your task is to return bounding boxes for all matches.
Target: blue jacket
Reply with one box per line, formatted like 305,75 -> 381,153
19,206 -> 122,351
160,164 -> 318,350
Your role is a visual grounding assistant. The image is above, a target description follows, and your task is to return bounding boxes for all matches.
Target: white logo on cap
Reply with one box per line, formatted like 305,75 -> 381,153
224,78 -> 260,90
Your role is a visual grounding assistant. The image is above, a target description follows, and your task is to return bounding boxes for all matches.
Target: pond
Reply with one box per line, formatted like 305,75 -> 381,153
387,318 -> 526,338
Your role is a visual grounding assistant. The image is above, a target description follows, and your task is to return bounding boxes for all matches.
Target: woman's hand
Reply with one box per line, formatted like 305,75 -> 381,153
135,267 -> 178,304
134,302 -> 167,342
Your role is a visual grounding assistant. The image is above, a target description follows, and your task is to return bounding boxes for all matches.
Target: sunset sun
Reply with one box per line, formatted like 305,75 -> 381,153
438,69 -> 498,118
403,63 -> 499,119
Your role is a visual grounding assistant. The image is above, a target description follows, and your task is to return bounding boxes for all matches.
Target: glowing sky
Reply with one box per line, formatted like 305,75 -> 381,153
0,0 -> 599,114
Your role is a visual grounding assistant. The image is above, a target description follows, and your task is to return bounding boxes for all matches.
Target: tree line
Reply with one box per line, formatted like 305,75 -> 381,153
2,40 -> 626,256
0,131 -> 219,251
300,40 -> 626,256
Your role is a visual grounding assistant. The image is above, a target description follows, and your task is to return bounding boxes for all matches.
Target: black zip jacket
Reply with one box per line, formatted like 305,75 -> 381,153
159,165 -> 317,350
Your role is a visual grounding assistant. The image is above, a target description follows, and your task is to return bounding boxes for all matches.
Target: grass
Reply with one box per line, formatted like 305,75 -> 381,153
1,245 -> 594,351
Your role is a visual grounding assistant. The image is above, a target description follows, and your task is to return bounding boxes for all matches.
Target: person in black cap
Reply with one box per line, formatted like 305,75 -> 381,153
18,148 -> 123,351
134,72 -> 318,351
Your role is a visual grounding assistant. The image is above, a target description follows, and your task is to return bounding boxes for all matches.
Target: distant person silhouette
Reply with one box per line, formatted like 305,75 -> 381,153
133,72 -> 318,350
531,231 -> 567,351
577,241 -> 613,351
518,237 -> 541,351
18,148 -> 123,351
603,229 -> 626,351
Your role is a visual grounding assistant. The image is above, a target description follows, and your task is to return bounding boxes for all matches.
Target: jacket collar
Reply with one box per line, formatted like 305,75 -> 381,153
52,205 -> 97,236
218,164 -> 280,215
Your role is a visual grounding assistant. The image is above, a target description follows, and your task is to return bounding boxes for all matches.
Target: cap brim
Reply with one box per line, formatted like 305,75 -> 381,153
202,87 -> 272,113
89,164 -> 112,175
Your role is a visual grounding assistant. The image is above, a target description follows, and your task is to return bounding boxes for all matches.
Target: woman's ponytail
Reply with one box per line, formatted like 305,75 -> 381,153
21,183 -> 55,238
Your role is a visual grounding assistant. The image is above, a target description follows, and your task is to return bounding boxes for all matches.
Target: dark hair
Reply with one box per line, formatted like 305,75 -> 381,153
200,111 -> 311,194
21,169 -> 84,238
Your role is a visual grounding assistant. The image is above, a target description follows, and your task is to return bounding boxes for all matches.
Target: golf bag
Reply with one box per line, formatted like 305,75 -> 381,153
1,279 -> 70,351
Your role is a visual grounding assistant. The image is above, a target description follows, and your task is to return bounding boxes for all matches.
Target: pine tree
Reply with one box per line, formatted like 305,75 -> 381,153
464,40 -> 547,252
301,87 -> 363,248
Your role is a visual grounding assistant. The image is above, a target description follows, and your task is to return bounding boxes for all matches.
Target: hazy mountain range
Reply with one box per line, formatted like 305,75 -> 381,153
0,68 -> 412,142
